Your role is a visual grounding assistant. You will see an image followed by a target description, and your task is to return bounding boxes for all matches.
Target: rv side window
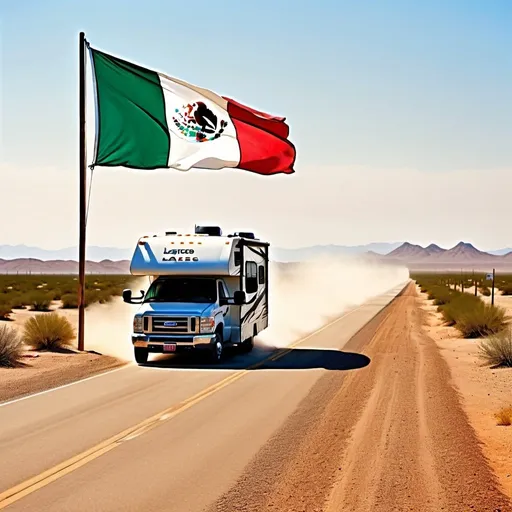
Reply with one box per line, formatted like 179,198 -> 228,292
258,265 -> 265,285
245,262 -> 258,294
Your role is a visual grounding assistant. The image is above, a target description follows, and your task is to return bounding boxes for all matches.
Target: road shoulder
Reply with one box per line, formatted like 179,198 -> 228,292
0,352 -> 126,403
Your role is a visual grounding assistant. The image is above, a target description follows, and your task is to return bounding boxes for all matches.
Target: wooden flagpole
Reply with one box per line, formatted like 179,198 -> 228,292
78,31 -> 87,351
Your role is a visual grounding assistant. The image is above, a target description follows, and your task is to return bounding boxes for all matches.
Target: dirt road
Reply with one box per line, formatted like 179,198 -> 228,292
1,282 -> 510,511
212,283 -> 512,512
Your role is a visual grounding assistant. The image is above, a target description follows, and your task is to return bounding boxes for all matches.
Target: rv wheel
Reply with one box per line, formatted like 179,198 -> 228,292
208,332 -> 223,364
134,347 -> 149,364
239,337 -> 254,354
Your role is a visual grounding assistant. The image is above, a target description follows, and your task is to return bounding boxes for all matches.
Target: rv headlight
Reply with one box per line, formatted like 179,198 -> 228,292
133,316 -> 144,333
200,316 -> 215,333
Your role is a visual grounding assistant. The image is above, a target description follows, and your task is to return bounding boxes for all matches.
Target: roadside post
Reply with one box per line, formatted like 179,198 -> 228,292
485,270 -> 495,306
492,268 -> 495,306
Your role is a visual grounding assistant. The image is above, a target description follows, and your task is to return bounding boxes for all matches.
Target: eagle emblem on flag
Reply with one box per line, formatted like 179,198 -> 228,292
172,102 -> 228,143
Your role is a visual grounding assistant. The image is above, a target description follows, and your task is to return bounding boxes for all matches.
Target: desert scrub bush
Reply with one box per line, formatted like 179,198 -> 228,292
479,328 -> 512,367
480,286 -> 491,297
60,293 -> 79,309
27,292 -> 52,312
0,300 -> 13,320
60,292 -> 97,308
499,283 -> 512,296
494,406 -> 512,426
9,292 -> 28,309
445,297 -> 507,338
23,312 -> 75,351
0,325 -> 24,367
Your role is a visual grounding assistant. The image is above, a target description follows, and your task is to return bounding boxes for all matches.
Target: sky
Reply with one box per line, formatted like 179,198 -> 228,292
1,0 -> 511,251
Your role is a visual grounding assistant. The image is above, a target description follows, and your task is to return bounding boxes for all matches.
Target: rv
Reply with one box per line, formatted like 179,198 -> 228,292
122,225 -> 269,364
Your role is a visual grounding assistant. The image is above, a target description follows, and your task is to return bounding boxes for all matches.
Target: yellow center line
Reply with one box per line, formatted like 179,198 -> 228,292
0,306 -> 362,509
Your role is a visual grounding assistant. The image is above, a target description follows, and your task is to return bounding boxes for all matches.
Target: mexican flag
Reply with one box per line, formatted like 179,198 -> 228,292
88,47 -> 295,175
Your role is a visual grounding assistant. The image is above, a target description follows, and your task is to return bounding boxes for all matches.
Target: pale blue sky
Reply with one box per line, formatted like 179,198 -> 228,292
1,0 -> 511,250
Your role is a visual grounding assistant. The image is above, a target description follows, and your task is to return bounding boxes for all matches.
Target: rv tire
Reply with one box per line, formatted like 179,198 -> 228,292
208,331 -> 223,364
239,337 -> 254,354
134,347 -> 149,364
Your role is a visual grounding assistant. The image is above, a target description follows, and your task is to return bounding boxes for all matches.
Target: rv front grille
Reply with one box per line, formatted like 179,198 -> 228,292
150,316 -> 193,334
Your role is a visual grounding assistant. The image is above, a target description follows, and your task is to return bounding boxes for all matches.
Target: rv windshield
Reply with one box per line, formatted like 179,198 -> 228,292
144,278 -> 217,304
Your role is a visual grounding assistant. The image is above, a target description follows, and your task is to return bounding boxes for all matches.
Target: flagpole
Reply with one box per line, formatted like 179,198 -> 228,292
78,31 -> 87,352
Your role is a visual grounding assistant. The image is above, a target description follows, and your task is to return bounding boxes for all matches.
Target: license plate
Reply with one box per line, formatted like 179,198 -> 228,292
163,343 -> 177,353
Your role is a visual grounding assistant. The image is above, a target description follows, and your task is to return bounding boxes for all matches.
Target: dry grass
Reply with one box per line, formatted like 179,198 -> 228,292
479,328 -> 512,367
0,325 -> 24,367
23,312 -> 75,351
495,406 -> 512,426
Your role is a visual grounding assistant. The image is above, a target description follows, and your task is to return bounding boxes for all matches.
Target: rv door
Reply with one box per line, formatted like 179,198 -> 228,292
240,242 -> 268,343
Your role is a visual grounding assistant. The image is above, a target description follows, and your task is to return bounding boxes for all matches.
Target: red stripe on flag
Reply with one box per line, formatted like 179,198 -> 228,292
231,118 -> 295,175
224,97 -> 289,139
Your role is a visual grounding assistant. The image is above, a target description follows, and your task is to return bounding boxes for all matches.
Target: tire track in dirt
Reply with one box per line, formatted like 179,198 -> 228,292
209,283 -> 512,512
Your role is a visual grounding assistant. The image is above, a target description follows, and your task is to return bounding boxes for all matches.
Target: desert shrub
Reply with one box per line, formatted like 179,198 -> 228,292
445,298 -> 507,338
27,292 -> 52,312
61,293 -> 79,308
60,290 -> 104,308
0,300 -> 13,320
480,286 -> 491,297
499,284 -> 512,296
494,407 -> 512,426
9,292 -> 28,309
479,328 -> 512,367
50,289 -> 63,301
0,325 -> 24,367
23,312 -> 75,351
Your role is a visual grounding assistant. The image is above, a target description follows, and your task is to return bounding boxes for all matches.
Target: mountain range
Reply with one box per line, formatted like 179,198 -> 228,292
1,242 -> 512,273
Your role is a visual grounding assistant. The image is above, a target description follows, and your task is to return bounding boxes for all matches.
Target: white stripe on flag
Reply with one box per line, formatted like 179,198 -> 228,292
158,74 -> 240,171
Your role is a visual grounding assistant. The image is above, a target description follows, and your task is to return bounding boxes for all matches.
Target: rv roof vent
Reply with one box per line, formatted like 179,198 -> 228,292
195,225 -> 222,237
234,232 -> 256,239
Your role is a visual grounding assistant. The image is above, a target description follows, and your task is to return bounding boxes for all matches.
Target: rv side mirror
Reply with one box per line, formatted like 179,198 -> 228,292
122,289 -> 132,303
233,291 -> 246,305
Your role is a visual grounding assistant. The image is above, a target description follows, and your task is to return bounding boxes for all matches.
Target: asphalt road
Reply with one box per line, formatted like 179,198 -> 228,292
0,282 -> 407,512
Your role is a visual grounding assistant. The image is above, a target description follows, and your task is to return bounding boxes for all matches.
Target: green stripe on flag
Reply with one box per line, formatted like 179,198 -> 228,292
90,49 -> 170,169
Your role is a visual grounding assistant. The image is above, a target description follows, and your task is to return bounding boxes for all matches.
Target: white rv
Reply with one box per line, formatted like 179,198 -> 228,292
123,226 -> 269,364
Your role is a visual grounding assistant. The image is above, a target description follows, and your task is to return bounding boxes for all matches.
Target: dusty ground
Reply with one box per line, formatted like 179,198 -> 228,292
418,285 -> 512,500
1,302 -> 126,403
211,283 -> 512,512
0,352 -> 125,403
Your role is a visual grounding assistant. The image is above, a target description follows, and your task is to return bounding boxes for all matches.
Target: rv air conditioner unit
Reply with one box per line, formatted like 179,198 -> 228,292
195,225 -> 222,237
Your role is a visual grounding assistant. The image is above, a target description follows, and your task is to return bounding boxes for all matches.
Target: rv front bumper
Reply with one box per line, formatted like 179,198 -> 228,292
132,334 -> 215,351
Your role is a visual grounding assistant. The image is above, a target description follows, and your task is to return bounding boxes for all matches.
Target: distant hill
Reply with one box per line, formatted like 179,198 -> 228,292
0,245 -> 133,262
1,241 -> 512,273
0,258 -> 130,274
270,242 -> 403,262
425,243 -> 445,255
375,241 -> 512,271
388,242 -> 430,259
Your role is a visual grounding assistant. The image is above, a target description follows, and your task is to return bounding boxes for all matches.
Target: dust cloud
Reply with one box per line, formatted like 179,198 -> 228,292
84,277 -> 150,361
83,260 -> 408,360
257,257 -> 409,348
